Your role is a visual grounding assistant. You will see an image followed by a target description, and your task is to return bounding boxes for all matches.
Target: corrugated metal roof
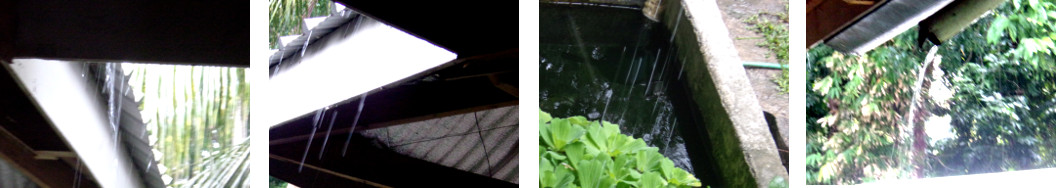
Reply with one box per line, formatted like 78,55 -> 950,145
89,64 -> 164,187
269,9 -> 359,67
359,106 -> 519,183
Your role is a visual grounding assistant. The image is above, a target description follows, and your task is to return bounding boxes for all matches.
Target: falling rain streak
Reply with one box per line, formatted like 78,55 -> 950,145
670,6 -> 683,43
318,111 -> 339,159
678,56 -> 686,80
645,49 -> 661,96
299,109 -> 325,172
342,92 -> 368,157
300,30 -> 314,57
102,63 -> 126,185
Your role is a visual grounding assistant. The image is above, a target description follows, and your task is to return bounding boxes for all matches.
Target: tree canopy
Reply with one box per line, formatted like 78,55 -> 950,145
269,0 -> 333,49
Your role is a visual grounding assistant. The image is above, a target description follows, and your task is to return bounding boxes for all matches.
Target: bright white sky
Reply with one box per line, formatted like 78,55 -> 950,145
264,18 -> 456,127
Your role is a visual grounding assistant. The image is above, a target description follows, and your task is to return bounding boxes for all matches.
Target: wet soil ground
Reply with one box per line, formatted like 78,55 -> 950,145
715,0 -> 789,162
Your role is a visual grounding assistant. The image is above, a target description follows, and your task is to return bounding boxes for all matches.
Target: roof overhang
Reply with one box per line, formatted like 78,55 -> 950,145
331,0 -> 518,58
807,0 -> 1006,54
0,60 -> 163,188
267,3 -> 519,186
1,0 -> 248,66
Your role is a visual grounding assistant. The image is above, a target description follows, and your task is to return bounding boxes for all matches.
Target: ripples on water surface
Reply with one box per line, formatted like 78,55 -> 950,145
540,4 -> 721,185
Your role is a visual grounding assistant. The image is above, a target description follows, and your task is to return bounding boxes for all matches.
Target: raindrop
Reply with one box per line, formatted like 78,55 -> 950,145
299,109 -> 325,172
670,8 -> 683,43
591,46 -> 604,60
627,58 -> 642,98
625,47 -> 640,84
601,89 -> 613,122
318,111 -> 339,159
274,48 -> 285,76
300,30 -> 314,57
657,49 -> 671,81
645,49 -> 661,95
73,158 -> 82,188
617,46 -> 627,80
342,92 -> 369,157
678,57 -> 686,80
81,63 -> 88,78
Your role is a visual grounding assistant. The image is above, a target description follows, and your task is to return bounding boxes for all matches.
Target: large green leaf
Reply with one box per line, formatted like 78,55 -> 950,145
639,172 -> 666,188
988,15 -> 1010,44
549,118 -> 586,151
609,134 -> 647,157
541,118 -> 555,149
542,109 -> 554,125
541,156 -> 577,188
540,108 -> 703,187
584,122 -> 611,155
577,158 -> 609,188
635,147 -> 662,173
565,142 -> 588,170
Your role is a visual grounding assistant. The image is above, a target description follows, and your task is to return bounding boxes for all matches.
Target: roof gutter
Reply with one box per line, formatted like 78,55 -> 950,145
825,0 -> 954,55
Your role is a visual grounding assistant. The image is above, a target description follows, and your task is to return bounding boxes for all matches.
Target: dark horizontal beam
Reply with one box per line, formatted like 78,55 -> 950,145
333,0 -> 518,57
1,0 -> 13,63
11,0 -> 248,66
270,154 -> 390,188
270,134 -> 515,187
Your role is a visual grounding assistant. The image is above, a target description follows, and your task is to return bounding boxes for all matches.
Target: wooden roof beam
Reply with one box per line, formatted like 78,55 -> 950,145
0,126 -> 97,188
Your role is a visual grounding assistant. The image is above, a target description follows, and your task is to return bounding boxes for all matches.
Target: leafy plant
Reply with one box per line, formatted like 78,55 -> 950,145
539,109 -> 702,188
269,176 -> 289,188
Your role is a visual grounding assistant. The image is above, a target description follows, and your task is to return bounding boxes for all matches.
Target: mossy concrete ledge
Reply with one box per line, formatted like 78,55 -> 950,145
658,0 -> 789,187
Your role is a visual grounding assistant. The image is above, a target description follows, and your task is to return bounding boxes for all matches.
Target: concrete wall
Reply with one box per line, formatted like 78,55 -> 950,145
658,0 -> 788,187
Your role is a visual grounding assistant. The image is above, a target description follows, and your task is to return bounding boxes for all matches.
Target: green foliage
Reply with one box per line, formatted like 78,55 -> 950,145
269,176 -> 289,188
269,0 -> 333,49
745,6 -> 790,94
927,0 -> 1056,175
745,12 -> 789,65
540,109 -> 702,188
126,64 -> 250,187
768,176 -> 788,188
984,0 -> 1056,65
806,30 -> 925,184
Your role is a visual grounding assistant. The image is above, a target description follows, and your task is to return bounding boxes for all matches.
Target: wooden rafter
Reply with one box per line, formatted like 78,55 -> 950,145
0,126 -> 97,188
